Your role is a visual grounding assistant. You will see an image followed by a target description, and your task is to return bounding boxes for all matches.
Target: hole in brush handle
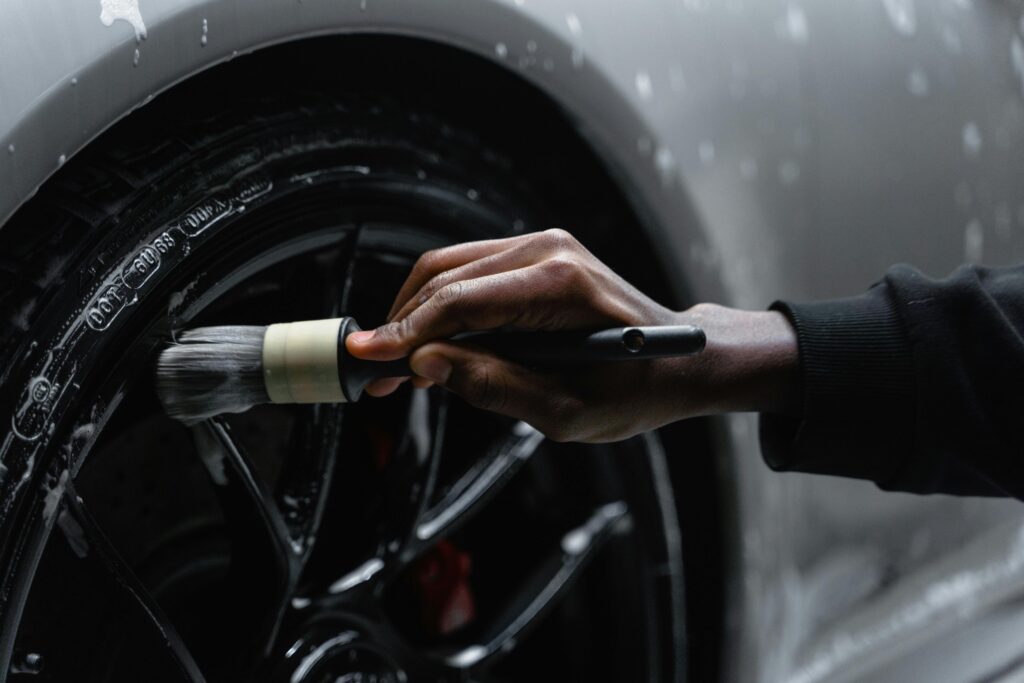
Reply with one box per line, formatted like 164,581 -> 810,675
455,325 -> 706,364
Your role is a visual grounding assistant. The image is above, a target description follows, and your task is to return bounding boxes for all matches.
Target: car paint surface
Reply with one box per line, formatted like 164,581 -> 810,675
3,1 -> 1024,681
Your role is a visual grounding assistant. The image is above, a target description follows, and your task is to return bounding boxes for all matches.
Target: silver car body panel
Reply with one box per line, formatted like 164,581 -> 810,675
3,1 -> 1024,681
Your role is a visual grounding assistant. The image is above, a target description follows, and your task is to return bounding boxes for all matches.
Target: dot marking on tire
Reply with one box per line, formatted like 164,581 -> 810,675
9,173 -> 275,447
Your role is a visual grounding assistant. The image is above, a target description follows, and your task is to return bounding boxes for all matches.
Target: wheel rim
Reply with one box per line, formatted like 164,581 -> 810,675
2,129 -> 683,682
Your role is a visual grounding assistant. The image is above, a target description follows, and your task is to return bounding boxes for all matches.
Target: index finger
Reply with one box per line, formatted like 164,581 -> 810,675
349,264 -> 567,360
386,236 -> 520,321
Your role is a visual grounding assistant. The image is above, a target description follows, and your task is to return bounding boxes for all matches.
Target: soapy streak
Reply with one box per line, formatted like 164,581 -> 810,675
99,0 -> 147,42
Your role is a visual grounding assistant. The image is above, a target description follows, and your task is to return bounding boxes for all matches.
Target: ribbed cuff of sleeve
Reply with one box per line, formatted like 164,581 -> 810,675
759,283 -> 916,484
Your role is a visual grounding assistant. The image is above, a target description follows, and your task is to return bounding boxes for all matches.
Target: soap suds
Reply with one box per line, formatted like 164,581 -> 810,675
100,0 -> 147,42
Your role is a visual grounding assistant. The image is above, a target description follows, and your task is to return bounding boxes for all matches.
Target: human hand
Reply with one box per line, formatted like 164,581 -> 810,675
346,229 -> 799,441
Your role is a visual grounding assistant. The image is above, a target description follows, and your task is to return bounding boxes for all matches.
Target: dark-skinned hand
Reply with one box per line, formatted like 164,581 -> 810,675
346,229 -> 799,442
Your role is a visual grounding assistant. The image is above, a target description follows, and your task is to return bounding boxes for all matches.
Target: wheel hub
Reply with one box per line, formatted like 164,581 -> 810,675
287,628 -> 406,683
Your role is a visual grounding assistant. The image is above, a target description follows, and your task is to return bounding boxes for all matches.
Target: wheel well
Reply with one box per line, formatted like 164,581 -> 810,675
87,34 -> 675,306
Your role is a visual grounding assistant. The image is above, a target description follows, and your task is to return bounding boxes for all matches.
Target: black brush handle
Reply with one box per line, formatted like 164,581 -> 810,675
337,318 -> 706,401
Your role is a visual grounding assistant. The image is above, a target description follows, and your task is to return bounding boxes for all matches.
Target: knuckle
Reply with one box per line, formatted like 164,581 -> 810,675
418,269 -> 454,303
542,228 -> 577,248
466,364 -> 508,411
429,281 -> 465,313
542,255 -> 584,288
416,248 -> 444,272
377,316 -> 414,344
408,258 -> 431,282
436,280 -> 463,303
408,248 -> 446,282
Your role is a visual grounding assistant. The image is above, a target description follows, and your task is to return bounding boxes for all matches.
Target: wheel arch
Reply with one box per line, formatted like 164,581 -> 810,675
0,0 -> 723,305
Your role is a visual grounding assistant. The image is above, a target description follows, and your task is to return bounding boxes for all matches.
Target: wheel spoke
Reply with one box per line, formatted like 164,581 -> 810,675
191,419 -> 296,567
190,419 -> 296,654
274,405 -> 341,561
440,502 -> 632,672
413,422 -> 543,548
61,485 -> 207,682
326,389 -> 446,598
273,228 -> 360,561
381,389 -> 447,557
407,389 -> 447,530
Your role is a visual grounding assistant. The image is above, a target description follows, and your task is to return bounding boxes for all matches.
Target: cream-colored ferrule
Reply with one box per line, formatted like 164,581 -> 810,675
262,318 -> 347,404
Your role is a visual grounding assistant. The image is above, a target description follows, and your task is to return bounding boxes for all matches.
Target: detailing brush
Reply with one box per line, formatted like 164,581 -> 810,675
155,317 -> 706,424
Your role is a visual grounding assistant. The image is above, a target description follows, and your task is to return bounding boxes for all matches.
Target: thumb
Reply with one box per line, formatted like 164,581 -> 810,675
409,342 -> 558,423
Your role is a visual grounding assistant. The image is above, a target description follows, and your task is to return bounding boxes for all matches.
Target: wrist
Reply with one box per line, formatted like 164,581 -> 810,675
671,304 -> 801,416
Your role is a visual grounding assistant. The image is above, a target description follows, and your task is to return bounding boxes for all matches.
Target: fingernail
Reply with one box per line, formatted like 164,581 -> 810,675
348,330 -> 375,344
411,354 -> 452,385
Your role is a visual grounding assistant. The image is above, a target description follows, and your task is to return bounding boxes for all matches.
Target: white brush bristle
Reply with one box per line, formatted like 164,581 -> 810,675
156,326 -> 269,424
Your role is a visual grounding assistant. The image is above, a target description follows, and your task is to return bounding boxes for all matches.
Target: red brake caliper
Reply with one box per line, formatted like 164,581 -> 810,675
413,539 -> 476,636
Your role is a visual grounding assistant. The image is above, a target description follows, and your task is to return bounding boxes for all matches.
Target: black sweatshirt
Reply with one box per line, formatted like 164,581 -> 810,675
759,263 -> 1024,499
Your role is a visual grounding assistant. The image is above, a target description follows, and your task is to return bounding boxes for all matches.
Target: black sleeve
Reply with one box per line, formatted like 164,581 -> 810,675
759,263 -> 1024,498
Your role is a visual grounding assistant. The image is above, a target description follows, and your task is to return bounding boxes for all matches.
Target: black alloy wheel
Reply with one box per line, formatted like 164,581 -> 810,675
0,81 -> 687,682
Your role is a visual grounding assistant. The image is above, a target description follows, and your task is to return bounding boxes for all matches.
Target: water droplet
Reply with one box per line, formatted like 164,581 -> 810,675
906,68 -> 929,97
494,42 -> 508,58
635,71 -> 653,99
782,4 -> 809,44
7,143 -> 14,155
779,160 -> 801,185
526,40 -> 537,53
698,141 -> 716,164
740,158 -> 758,179
542,58 -> 554,71
566,12 -> 582,35
57,154 -> 66,166
70,77 -> 78,86
964,219 -> 983,263
11,652 -> 43,675
1011,36 -> 1024,98
466,188 -> 479,201
881,0 -> 916,36
360,0 -> 367,10
962,122 -> 982,158
200,18 -> 208,47
571,48 -> 584,68
514,0 -> 524,6
942,26 -> 962,54
655,147 -> 676,183
416,169 -> 427,180
132,48 -> 141,67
